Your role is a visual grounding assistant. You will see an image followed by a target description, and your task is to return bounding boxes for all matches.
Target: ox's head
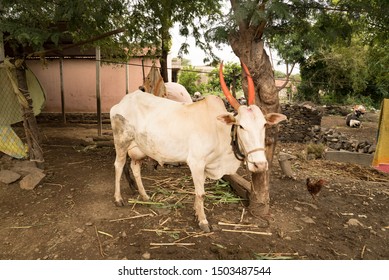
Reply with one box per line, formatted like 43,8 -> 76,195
218,61 -> 287,173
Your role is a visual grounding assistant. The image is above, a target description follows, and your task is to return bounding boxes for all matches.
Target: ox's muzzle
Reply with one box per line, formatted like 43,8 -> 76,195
245,147 -> 268,172
248,161 -> 268,173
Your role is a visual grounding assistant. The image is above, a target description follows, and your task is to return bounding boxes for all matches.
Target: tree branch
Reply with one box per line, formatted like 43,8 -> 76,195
29,27 -> 126,57
276,62 -> 295,91
254,0 -> 267,40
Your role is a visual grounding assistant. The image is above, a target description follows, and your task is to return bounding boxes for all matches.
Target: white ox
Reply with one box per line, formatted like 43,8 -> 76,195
110,62 -> 286,232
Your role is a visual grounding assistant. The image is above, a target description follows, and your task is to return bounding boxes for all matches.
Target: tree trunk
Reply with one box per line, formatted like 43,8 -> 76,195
159,23 -> 170,83
15,60 -> 44,163
160,48 -> 169,82
229,33 -> 281,218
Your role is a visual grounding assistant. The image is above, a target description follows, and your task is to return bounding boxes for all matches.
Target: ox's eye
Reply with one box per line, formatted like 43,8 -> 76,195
239,125 -> 245,130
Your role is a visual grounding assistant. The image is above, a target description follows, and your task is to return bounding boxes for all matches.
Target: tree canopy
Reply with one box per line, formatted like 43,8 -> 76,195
204,1 -> 388,106
1,0 -> 221,65
267,0 -> 388,106
1,0 -> 387,104
1,0 -> 129,57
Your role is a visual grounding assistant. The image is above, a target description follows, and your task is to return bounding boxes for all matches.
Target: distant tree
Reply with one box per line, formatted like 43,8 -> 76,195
180,58 -> 192,67
126,0 -> 222,81
267,0 -> 388,106
178,66 -> 200,95
274,71 -> 286,79
207,62 -> 242,97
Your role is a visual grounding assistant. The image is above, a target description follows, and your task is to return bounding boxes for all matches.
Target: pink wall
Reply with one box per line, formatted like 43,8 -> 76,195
27,58 -> 156,113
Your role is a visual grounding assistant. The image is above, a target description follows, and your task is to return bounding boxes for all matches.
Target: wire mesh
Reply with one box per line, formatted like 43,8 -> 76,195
0,66 -> 28,159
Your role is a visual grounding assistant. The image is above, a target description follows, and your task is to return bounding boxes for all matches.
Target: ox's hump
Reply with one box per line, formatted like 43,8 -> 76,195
202,95 -> 227,111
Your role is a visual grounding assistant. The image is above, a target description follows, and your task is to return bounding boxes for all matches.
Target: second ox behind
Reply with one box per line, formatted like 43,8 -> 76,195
110,62 -> 286,232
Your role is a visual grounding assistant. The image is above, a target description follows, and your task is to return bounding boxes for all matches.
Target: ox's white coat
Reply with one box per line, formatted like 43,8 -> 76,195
110,90 -> 286,232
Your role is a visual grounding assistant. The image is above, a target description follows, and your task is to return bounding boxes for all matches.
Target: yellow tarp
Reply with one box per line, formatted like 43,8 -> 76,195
372,99 -> 389,167
0,126 -> 28,158
0,61 -> 46,159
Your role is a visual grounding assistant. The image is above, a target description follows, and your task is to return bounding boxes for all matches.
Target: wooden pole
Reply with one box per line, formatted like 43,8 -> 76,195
96,46 -> 102,136
0,32 -> 5,62
141,58 -> 145,82
59,56 -> 66,123
125,61 -> 129,94
15,61 -> 44,164
223,174 -> 251,201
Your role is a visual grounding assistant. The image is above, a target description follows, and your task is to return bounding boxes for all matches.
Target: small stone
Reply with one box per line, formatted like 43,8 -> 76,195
301,216 -> 315,224
294,206 -> 302,212
75,228 -> 84,233
85,222 -> 93,226
142,252 -> 151,260
284,236 -> 292,241
346,218 -> 364,227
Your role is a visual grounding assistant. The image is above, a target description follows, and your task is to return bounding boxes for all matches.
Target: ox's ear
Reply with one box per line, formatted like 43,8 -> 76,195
265,113 -> 287,126
217,113 -> 237,125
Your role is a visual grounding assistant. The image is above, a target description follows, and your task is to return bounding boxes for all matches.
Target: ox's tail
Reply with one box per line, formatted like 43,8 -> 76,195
123,156 -> 138,194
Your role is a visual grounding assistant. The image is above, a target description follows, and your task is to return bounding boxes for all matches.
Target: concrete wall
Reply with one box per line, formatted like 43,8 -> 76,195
27,58 -> 156,113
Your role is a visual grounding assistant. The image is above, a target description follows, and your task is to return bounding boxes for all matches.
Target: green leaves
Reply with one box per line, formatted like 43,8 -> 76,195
177,66 -> 201,95
1,0 -> 128,57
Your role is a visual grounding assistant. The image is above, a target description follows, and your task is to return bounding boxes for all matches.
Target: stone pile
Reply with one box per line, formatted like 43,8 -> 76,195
312,128 -> 376,154
278,103 -> 323,142
0,157 -> 46,189
278,103 -> 375,155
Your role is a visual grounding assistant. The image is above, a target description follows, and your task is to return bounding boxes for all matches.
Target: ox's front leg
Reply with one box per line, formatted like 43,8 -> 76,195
130,160 -> 150,201
189,165 -> 210,232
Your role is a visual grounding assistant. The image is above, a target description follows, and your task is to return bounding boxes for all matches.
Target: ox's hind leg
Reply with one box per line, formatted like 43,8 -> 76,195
188,163 -> 210,232
130,159 -> 150,201
113,146 -> 128,206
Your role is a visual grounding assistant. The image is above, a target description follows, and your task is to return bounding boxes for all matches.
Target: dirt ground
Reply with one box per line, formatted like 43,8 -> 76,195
0,113 -> 388,260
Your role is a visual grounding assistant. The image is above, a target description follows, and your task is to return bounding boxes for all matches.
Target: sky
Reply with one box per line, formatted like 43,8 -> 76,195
169,24 -> 300,74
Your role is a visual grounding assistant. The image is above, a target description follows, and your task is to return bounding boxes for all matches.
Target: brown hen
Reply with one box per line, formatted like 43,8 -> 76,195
306,178 -> 326,201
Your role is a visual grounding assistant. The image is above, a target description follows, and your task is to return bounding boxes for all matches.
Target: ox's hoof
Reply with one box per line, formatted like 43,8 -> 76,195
114,199 -> 125,207
199,222 -> 211,233
140,194 -> 150,201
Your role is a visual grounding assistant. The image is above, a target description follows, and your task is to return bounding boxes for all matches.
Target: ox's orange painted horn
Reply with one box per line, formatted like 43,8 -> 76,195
241,62 -> 255,105
219,61 -> 241,111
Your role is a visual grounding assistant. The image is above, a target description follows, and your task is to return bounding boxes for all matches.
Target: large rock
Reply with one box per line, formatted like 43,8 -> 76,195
19,171 -> 46,190
11,160 -> 40,176
0,170 -> 21,184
